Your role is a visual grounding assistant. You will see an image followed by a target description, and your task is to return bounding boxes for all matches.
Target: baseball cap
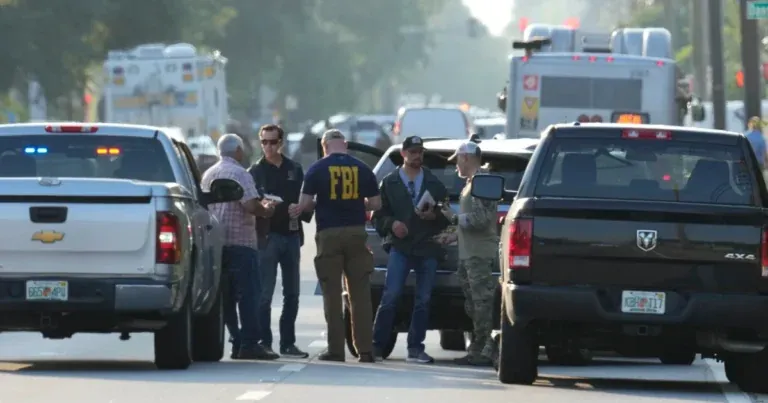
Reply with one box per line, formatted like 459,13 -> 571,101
321,129 -> 345,143
402,136 -> 424,150
448,141 -> 482,161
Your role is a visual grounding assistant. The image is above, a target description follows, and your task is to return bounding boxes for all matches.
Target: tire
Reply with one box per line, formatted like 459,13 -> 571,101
191,289 -> 225,362
497,299 -> 538,385
545,345 -> 592,366
659,349 -> 696,366
343,303 -> 397,359
154,297 -> 193,370
439,330 -> 467,351
728,351 -> 768,393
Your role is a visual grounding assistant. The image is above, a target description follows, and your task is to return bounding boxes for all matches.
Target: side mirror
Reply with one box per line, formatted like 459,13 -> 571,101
471,173 -> 516,200
201,178 -> 244,206
689,98 -> 706,122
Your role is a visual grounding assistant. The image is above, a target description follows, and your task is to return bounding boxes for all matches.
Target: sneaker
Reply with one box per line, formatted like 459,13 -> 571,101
280,345 -> 309,359
406,351 -> 434,364
317,349 -> 345,362
259,345 -> 281,360
235,344 -> 278,360
373,348 -> 384,362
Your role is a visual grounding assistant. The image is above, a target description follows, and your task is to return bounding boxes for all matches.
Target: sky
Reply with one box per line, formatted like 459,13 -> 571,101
462,0 -> 515,36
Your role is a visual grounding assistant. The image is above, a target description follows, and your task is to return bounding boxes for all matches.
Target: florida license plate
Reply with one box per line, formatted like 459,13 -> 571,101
621,290 -> 665,314
26,280 -> 68,301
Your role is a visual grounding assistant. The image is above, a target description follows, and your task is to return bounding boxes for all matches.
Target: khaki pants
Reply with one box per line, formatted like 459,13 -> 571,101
315,226 -> 374,356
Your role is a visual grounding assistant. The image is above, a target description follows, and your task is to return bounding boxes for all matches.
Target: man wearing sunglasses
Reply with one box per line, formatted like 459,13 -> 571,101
247,124 -> 313,359
371,135 -> 450,364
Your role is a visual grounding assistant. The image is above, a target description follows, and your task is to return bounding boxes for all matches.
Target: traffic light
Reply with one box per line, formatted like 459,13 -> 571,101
736,69 -> 744,88
467,17 -> 480,38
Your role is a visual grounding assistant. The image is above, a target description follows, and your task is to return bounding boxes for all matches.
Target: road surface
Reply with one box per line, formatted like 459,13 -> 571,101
0,223 -> 765,403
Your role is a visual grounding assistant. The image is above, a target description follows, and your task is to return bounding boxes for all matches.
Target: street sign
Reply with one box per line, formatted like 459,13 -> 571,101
747,1 -> 768,19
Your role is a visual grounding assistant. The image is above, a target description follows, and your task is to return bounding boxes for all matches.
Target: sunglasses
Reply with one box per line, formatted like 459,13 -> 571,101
261,139 -> 280,146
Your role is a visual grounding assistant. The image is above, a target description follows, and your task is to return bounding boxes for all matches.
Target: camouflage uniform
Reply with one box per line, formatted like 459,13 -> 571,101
455,168 -> 499,364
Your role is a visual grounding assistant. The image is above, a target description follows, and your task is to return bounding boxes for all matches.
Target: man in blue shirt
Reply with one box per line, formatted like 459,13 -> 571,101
746,117 -> 767,170
289,129 -> 382,363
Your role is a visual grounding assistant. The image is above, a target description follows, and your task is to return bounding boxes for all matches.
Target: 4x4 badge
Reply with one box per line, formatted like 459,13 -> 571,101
636,230 -> 657,252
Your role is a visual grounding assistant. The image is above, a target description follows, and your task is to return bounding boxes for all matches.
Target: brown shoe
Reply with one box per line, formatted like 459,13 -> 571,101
358,352 -> 375,363
317,350 -> 345,362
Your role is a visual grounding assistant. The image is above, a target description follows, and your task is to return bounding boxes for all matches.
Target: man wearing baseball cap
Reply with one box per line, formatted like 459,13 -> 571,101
371,135 -> 451,363
441,140 -> 499,366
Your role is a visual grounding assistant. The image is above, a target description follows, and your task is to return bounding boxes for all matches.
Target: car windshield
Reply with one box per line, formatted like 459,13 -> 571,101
188,136 -> 217,156
0,135 -> 175,182
535,136 -> 755,205
374,150 -> 529,200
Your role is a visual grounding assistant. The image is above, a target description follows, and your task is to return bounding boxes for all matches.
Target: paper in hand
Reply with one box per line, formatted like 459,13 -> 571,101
263,194 -> 283,203
416,190 -> 435,211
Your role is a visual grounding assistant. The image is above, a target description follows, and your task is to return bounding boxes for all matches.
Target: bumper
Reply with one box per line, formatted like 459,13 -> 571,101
0,277 -> 175,312
504,283 -> 768,328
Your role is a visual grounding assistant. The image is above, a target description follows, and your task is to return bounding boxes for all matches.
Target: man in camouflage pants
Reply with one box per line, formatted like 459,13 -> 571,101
441,141 -> 499,366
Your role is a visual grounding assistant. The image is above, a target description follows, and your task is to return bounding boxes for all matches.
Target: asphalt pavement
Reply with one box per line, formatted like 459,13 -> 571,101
0,223 -> 766,403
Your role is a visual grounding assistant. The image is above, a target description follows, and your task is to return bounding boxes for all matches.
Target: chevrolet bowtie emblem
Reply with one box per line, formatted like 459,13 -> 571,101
31,230 -> 65,244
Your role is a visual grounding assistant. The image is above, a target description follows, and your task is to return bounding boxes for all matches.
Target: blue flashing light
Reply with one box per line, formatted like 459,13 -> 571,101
24,146 -> 48,154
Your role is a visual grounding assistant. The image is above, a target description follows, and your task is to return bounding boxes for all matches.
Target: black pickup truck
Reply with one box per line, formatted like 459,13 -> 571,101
473,123 -> 768,393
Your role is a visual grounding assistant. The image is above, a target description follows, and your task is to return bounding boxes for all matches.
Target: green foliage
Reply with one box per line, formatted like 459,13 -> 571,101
0,0 -> 446,121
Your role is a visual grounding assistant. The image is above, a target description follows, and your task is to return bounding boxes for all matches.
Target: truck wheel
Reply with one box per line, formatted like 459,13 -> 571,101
545,345 -> 592,366
191,289 -> 225,362
497,300 -> 538,385
729,351 -> 768,393
154,297 -> 193,370
439,330 -> 467,351
344,303 -> 397,359
659,349 -> 696,365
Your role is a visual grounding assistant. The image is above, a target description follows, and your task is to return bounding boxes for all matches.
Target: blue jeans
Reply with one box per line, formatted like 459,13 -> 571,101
372,248 -> 437,354
258,233 -> 301,349
222,245 -> 262,349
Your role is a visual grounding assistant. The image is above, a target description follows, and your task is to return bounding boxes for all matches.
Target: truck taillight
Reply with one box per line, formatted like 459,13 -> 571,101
622,129 -> 671,140
366,212 -> 372,222
157,212 -> 181,264
508,218 -> 532,269
762,229 -> 768,277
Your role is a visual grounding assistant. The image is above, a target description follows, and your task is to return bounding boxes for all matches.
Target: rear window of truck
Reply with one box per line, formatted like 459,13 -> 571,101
535,137 -> 755,205
375,151 -> 529,200
0,135 -> 175,182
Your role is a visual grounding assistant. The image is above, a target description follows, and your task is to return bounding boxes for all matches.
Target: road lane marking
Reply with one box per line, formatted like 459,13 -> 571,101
235,391 -> 271,401
308,340 -> 327,348
278,363 -> 306,372
703,358 -> 753,403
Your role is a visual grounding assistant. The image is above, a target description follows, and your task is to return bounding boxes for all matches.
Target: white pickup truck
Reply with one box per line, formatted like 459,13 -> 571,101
0,123 -> 242,370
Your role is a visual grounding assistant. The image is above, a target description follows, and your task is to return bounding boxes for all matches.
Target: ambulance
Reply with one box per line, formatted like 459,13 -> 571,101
101,43 -> 229,140
498,26 -> 703,138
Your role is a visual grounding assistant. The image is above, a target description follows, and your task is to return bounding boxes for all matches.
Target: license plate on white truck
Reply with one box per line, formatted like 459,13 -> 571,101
621,290 -> 665,314
26,281 -> 68,301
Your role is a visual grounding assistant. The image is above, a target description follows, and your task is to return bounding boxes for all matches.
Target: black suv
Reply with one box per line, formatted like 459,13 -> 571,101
320,137 -> 538,358
475,122 -> 768,393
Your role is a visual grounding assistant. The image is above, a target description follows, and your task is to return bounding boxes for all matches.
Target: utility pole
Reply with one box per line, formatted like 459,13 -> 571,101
740,0 -> 762,126
708,0 -> 726,130
690,0 -> 709,100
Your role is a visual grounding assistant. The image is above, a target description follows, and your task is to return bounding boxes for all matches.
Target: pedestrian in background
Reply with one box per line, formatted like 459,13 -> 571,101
371,135 -> 450,364
746,117 -> 767,172
440,141 -> 498,366
248,124 -> 312,359
201,133 -> 278,361
289,129 -> 381,363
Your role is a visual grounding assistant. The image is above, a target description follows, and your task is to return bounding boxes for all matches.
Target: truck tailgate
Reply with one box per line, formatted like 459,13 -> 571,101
0,178 -> 158,277
531,198 -> 765,293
